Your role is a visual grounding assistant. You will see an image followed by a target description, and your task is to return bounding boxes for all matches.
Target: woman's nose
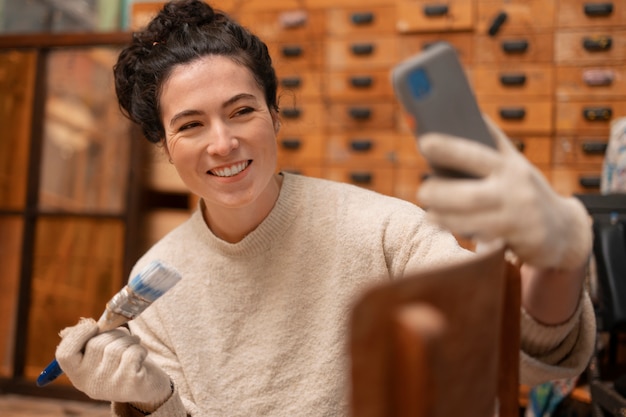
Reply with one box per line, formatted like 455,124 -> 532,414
206,125 -> 239,156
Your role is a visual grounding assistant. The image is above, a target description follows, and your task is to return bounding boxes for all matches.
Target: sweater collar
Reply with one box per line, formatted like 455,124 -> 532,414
190,172 -> 301,257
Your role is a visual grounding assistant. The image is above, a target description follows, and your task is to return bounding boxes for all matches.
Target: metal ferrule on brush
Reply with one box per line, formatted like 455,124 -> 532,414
97,286 -> 152,331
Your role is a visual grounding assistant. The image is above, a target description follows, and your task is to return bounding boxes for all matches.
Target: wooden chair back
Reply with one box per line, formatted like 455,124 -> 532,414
350,243 -> 521,417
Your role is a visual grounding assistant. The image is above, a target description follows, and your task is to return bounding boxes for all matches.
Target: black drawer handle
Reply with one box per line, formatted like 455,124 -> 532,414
583,69 -> 615,86
280,138 -> 302,150
351,43 -> 375,56
500,73 -> 527,86
488,12 -> 508,37
350,76 -> 373,88
499,107 -> 526,120
282,107 -> 302,119
579,175 -> 601,189
280,77 -> 302,88
423,4 -> 449,16
502,39 -> 529,54
351,12 -> 374,25
581,141 -> 608,154
350,139 -> 373,152
349,107 -> 372,120
350,172 -> 373,184
583,36 -> 612,52
583,107 -> 612,121
282,45 -> 303,57
584,3 -> 613,16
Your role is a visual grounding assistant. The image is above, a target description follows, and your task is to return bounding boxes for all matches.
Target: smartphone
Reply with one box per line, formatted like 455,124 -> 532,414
391,41 -> 496,177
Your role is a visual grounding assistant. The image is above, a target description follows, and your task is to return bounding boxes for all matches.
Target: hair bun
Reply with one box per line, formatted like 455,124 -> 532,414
146,0 -> 217,44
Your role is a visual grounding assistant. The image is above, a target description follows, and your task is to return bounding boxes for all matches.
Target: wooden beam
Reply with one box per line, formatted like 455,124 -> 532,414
0,32 -> 132,49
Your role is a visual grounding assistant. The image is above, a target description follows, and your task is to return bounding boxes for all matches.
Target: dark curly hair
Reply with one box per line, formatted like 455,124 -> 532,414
113,0 -> 279,143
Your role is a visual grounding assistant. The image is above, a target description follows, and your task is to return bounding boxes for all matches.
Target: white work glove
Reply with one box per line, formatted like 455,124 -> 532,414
417,118 -> 592,270
55,318 -> 172,410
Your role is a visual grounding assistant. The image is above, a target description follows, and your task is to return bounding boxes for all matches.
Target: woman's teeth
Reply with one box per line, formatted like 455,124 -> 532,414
211,161 -> 249,177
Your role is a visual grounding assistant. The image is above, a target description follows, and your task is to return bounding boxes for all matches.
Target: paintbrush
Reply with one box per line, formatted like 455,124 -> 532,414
36,260 -> 182,387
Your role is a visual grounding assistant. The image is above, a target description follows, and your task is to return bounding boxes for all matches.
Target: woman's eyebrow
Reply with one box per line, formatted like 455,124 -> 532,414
223,93 -> 257,108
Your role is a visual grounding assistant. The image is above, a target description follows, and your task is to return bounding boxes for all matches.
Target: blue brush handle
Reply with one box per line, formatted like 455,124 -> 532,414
36,359 -> 63,387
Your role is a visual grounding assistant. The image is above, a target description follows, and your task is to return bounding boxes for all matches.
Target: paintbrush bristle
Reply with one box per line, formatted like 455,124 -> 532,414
128,260 -> 182,302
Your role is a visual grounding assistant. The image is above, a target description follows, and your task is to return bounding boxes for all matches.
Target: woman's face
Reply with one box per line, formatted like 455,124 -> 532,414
159,55 -> 279,211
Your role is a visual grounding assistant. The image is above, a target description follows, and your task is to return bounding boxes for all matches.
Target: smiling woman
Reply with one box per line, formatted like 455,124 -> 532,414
157,55 -> 281,241
50,1 -> 597,417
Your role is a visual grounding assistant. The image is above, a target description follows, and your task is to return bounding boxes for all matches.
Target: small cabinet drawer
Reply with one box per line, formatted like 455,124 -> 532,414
555,65 -> 626,100
470,64 -> 554,97
326,5 -> 396,36
474,32 -> 554,63
326,70 -> 394,100
553,136 -> 608,166
509,136 -> 553,167
279,101 -> 325,134
238,0 -> 312,11
476,0 -> 556,35
327,102 -> 398,131
550,167 -> 602,195
396,0 -> 474,33
277,71 -> 324,99
478,99 -> 554,135
276,133 -> 325,163
398,33 -> 474,64
555,100 -> 626,134
239,9 -> 325,42
326,132 -> 396,164
326,36 -> 398,70
324,165 -> 395,196
554,29 -> 626,64
268,41 -> 323,70
556,0 -> 625,29
310,0 -> 401,8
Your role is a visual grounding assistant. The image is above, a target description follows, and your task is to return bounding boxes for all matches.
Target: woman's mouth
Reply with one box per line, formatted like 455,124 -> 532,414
209,160 -> 251,177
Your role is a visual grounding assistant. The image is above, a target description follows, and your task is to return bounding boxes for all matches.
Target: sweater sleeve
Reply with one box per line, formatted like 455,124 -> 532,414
111,384 -> 197,417
519,290 -> 596,387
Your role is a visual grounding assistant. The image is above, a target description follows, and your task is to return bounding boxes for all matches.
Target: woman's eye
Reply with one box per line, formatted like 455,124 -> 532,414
179,122 -> 201,131
234,107 -> 254,117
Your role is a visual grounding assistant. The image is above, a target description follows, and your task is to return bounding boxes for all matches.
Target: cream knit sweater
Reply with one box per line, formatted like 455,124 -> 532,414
113,173 -> 595,417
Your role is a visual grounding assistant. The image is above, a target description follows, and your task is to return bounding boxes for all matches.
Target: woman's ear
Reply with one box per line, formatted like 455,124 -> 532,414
272,112 -> 281,134
160,139 -> 174,164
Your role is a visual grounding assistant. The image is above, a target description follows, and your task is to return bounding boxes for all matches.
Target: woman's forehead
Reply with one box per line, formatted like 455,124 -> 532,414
160,56 -> 263,116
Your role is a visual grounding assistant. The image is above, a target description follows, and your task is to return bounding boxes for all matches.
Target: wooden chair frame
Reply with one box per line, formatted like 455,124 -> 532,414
350,244 -> 520,417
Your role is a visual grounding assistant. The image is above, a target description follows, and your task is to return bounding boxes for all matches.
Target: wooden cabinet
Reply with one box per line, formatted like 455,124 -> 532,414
553,0 -> 626,194
0,50 -> 36,379
236,0 -> 625,199
323,4 -> 399,195
0,33 -> 140,398
396,0 -> 474,33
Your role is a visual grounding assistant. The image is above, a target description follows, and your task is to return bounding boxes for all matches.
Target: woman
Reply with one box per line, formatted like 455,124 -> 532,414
55,1 -> 595,416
